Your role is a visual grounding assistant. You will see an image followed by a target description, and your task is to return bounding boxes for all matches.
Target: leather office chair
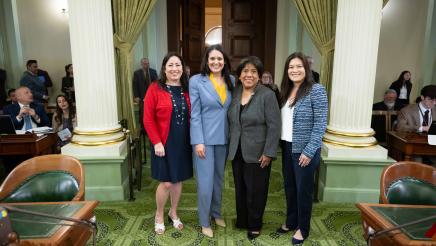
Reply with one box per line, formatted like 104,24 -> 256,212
380,161 -> 436,205
0,154 -> 84,202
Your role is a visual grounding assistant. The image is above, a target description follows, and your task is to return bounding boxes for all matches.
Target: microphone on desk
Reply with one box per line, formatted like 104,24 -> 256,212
367,213 -> 436,246
0,205 -> 97,246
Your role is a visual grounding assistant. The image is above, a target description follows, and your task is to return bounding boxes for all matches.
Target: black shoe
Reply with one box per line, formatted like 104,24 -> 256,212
291,236 -> 305,245
247,231 -> 260,240
276,225 -> 291,234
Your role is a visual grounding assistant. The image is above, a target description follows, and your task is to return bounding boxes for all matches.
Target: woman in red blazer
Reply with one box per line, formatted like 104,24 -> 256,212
143,53 -> 192,235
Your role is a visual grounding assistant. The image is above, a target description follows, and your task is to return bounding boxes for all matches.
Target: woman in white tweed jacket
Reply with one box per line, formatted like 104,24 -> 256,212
276,52 -> 328,245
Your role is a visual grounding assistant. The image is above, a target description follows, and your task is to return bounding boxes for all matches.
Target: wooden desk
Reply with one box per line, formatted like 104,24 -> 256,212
356,203 -> 436,246
387,131 -> 436,161
0,133 -> 57,156
3,201 -> 99,245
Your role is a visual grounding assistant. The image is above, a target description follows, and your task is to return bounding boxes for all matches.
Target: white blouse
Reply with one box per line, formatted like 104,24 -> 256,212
281,100 -> 294,142
399,85 -> 408,99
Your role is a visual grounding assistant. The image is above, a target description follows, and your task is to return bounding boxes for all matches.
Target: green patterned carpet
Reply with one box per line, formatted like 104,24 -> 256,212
91,156 -> 366,246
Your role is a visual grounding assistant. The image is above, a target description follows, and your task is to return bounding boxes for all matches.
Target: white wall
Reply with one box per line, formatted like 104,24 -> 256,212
374,0 -> 429,102
274,0 -> 321,86
16,0 -> 71,104
133,0 -> 168,74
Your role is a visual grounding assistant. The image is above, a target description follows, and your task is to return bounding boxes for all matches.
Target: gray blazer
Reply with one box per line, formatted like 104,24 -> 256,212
227,84 -> 281,163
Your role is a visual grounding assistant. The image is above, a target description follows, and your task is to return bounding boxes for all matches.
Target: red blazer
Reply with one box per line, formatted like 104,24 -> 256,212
143,82 -> 191,146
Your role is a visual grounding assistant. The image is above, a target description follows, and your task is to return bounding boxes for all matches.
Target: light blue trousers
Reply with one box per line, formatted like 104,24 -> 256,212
193,144 -> 227,227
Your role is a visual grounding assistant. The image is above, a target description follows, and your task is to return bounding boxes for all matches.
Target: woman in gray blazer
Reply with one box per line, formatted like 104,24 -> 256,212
277,52 -> 328,245
227,56 -> 281,240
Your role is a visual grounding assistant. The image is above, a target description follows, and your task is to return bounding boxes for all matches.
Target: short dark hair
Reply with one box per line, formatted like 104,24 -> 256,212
420,85 -> 436,99
7,88 -> 15,96
26,60 -> 37,67
236,56 -> 264,78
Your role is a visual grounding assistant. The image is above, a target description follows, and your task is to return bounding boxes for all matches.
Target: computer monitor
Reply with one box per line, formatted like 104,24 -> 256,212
0,115 -> 16,134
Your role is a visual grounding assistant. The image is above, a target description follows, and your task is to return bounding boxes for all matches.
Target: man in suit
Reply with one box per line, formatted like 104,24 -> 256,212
5,89 -> 17,105
3,86 -> 50,130
132,58 -> 158,130
373,89 -> 404,111
19,60 -> 49,103
397,85 -> 436,133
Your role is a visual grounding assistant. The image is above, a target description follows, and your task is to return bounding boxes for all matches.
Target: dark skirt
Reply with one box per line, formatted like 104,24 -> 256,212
150,86 -> 193,183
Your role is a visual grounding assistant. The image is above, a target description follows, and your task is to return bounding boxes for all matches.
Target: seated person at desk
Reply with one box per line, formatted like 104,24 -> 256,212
397,85 -> 436,133
5,89 -> 17,105
373,89 -> 404,111
52,95 -> 76,148
3,86 -> 50,130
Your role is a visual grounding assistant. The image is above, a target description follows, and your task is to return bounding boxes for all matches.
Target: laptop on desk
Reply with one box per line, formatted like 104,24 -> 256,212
0,115 -> 16,134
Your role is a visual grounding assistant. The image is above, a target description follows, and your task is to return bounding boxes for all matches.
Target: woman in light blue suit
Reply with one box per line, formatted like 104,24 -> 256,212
189,44 -> 234,238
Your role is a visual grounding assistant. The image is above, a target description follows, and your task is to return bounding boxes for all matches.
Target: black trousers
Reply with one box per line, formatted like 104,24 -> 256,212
281,141 -> 320,238
232,147 -> 271,231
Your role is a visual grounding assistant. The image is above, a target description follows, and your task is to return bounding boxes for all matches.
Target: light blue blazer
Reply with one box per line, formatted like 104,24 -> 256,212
189,74 -> 233,145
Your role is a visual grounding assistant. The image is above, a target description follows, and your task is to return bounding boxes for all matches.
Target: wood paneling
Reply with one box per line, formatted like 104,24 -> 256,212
222,0 -> 277,73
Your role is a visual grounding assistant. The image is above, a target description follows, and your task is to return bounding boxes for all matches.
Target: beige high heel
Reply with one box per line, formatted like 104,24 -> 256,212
214,218 -> 226,227
201,227 -> 214,238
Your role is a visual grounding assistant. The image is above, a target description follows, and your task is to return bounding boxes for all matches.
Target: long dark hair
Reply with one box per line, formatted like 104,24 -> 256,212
64,64 -> 73,78
200,44 -> 233,91
279,52 -> 314,107
395,70 -> 411,86
54,95 -> 76,127
157,52 -> 189,91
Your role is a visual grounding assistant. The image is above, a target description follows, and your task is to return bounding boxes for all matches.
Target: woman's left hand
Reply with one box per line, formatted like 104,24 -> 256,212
298,153 -> 311,167
259,155 -> 272,168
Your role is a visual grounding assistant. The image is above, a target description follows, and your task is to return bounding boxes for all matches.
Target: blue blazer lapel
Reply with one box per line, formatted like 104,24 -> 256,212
202,76 -> 224,106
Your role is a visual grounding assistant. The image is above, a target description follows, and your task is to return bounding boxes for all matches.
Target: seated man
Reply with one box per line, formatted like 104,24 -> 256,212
3,86 -> 50,130
373,89 -> 404,111
397,85 -> 436,133
5,89 -> 17,105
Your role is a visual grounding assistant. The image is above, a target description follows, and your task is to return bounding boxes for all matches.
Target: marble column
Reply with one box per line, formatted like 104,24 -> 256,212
62,0 -> 126,157
323,0 -> 386,158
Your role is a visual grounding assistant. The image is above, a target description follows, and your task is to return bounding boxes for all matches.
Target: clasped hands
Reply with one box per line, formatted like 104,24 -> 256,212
18,106 -> 38,120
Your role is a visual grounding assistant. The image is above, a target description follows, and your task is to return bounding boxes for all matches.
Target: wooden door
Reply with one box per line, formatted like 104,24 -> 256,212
222,0 -> 277,73
182,0 -> 205,73
167,0 -> 205,74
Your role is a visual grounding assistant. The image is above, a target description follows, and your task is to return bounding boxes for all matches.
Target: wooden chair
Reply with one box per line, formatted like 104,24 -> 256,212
0,154 -> 84,202
379,161 -> 436,205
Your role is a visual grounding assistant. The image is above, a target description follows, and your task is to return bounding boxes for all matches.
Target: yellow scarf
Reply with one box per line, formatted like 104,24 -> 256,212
209,73 -> 227,105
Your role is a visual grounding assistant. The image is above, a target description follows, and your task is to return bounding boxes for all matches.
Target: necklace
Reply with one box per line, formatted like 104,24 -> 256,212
166,84 -> 186,125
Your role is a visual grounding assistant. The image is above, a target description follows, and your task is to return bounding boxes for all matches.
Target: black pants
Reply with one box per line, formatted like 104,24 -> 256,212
281,141 -> 320,238
232,147 -> 271,231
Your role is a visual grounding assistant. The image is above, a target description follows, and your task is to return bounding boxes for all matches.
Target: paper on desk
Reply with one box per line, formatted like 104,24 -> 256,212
15,130 -> 25,135
26,126 -> 53,134
57,128 -> 72,141
429,122 -> 436,145
428,135 -> 436,145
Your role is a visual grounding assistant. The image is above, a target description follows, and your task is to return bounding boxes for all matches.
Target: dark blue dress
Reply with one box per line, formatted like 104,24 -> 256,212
151,85 -> 193,183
